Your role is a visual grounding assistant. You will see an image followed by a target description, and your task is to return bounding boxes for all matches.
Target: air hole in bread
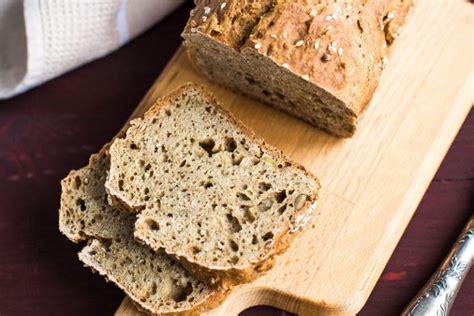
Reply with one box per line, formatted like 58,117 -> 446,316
275,190 -> 287,203
229,239 -> 239,252
203,182 -> 213,189
165,109 -> 171,116
130,143 -> 138,150
118,179 -> 124,191
191,246 -> 201,254
76,198 -> 86,211
252,235 -> 258,245
145,219 -> 160,231
102,239 -> 112,252
198,138 -> 216,157
262,232 -> 274,241
237,192 -> 250,201
278,203 -> 288,215
258,182 -> 272,191
224,137 -> 237,152
225,213 -> 242,233
74,176 -> 81,189
170,281 -> 193,303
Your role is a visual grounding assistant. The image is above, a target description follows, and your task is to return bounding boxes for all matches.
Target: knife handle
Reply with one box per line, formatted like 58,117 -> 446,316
401,215 -> 474,316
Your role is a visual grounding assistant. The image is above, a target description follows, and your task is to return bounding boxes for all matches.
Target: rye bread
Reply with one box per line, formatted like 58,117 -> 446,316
59,150 -> 224,315
105,83 -> 320,286
182,0 -> 413,137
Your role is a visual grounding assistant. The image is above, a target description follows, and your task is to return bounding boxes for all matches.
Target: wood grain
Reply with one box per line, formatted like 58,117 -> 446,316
116,1 -> 474,315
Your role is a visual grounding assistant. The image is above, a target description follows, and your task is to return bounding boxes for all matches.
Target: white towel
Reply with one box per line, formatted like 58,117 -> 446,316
0,0 -> 184,99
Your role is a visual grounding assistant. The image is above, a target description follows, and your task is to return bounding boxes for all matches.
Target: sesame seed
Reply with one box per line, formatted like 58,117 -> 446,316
254,43 -> 262,49
270,34 -> 277,39
347,4 -> 352,11
314,41 -> 320,50
331,40 -> 338,47
337,47 -> 344,56
295,40 -> 304,47
282,63 -> 290,69
387,12 -> 395,19
283,32 -> 288,39
204,6 -> 211,14
202,16 -> 207,21
302,74 -> 310,81
328,45 -> 336,53
310,9 -> 317,17
220,2 -> 226,10
325,26 -> 333,32
190,27 -> 197,33
325,15 -> 333,21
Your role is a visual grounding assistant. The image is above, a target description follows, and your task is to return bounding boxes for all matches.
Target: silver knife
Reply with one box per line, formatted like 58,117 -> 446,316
401,215 -> 474,316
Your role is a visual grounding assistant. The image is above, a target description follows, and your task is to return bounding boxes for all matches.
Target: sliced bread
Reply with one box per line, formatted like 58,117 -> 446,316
59,150 -> 224,315
106,83 -> 320,285
182,0 -> 413,137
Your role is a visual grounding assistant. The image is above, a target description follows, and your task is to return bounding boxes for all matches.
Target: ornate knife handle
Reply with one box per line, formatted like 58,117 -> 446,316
402,215 -> 474,316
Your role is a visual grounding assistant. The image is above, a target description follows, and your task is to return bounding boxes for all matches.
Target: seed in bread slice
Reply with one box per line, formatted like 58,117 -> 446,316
106,83 -> 320,285
59,150 -> 224,315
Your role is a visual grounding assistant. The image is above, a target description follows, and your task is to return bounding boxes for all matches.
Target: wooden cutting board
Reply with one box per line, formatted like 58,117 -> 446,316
116,1 -> 473,315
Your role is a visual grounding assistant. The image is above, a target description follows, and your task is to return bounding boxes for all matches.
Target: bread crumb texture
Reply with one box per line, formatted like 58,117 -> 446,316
106,83 -> 320,284
59,151 -> 224,315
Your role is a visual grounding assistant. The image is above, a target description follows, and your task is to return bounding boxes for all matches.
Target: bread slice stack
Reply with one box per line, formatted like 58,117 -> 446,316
59,83 -> 320,314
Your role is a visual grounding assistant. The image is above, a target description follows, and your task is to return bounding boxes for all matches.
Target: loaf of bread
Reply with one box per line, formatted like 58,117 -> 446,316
182,0 -> 413,137
106,83 -> 320,286
59,150 -> 225,315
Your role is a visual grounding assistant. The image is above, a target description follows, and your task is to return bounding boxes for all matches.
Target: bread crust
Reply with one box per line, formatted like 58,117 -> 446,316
106,83 -> 320,287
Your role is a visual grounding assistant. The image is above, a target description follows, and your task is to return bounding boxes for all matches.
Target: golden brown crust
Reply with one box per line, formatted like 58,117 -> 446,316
110,82 -> 320,287
183,0 -> 414,134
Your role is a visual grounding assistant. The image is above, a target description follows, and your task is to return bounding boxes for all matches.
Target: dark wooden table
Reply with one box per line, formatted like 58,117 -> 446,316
0,4 -> 472,316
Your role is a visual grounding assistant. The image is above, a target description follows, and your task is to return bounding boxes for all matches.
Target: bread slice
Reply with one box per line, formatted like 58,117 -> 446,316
182,1 -> 413,137
59,150 -> 224,315
106,83 -> 320,286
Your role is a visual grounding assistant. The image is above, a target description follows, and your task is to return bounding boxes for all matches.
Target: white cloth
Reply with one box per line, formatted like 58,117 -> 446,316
0,0 -> 184,99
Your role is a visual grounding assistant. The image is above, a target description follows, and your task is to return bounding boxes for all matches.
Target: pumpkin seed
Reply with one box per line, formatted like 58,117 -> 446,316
262,156 -> 277,168
294,194 -> 308,210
